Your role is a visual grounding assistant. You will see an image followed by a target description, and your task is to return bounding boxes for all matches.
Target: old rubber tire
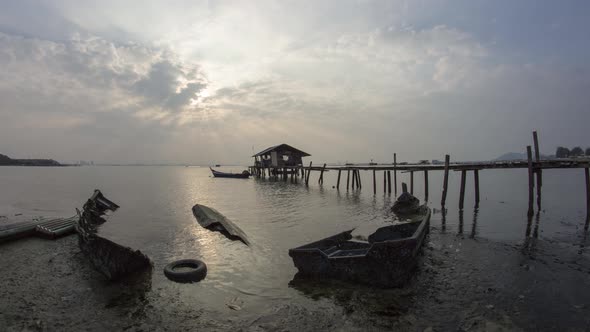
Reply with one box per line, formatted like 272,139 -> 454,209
164,259 -> 207,283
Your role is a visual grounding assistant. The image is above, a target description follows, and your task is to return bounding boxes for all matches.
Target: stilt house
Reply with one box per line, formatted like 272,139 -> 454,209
252,144 -> 310,168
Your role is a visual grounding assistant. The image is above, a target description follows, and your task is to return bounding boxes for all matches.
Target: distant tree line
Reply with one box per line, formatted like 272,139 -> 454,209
555,146 -> 590,158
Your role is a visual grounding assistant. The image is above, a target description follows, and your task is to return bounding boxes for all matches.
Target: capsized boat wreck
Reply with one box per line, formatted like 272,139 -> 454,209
76,190 -> 152,280
289,187 -> 430,288
192,204 -> 250,245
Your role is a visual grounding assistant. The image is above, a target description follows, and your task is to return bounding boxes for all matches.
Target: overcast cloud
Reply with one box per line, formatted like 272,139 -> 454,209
1,0 -> 589,164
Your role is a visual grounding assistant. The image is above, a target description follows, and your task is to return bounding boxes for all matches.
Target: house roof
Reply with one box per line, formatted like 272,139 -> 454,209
252,144 -> 311,157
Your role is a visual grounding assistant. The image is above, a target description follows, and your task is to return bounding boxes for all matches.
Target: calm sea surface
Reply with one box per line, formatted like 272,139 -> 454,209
1,165 -> 589,329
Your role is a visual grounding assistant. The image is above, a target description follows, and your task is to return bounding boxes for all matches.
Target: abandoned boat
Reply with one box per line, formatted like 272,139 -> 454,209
289,188 -> 430,288
192,204 -> 250,245
77,190 -> 152,280
210,167 -> 250,178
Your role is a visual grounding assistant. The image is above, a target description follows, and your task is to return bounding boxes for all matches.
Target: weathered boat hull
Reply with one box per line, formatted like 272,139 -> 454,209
77,190 -> 152,280
192,204 -> 250,245
78,235 -> 152,281
289,208 -> 430,288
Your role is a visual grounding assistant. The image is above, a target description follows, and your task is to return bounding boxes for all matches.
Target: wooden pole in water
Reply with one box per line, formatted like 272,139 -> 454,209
459,170 -> 467,210
336,169 -> 342,190
527,146 -> 534,217
357,170 -> 362,189
383,170 -> 386,193
585,167 -> 590,220
410,171 -> 414,195
305,161 -> 312,185
373,169 -> 376,195
424,170 -> 429,202
387,171 -> 392,194
393,153 -> 397,196
441,155 -> 450,207
474,169 -> 480,207
533,131 -> 542,210
318,163 -> 326,185
346,169 -> 350,190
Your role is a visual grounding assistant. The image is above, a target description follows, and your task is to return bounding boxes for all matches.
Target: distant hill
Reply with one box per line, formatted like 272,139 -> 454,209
0,153 -> 62,166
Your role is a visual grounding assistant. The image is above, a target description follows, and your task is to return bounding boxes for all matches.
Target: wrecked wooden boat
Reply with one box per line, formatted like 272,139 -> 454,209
289,189 -> 430,288
77,190 -> 152,280
210,167 -> 250,178
192,204 -> 250,245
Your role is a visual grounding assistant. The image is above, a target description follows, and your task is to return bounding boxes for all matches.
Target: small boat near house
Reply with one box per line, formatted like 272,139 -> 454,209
210,167 -> 250,178
289,186 -> 430,288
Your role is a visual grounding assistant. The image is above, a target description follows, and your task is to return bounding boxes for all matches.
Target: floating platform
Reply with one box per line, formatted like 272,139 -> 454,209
0,216 -> 78,244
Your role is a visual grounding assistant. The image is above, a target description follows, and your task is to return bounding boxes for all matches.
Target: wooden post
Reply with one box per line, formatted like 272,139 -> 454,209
383,170 -> 386,193
336,169 -> 342,190
393,153 -> 397,196
283,167 -> 288,181
318,163 -> 326,185
402,182 -> 408,193
585,167 -> 589,220
357,170 -> 362,189
441,155 -> 450,207
474,169 -> 480,207
410,171 -> 414,195
305,161 -> 312,185
527,146 -> 534,217
346,169 -> 350,190
424,170 -> 429,202
387,171 -> 391,195
373,169 -> 376,195
459,170 -> 466,210
533,131 -> 542,210
458,210 -> 464,235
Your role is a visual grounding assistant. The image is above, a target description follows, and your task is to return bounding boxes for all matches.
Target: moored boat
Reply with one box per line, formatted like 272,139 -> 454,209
289,189 -> 430,288
210,167 -> 250,178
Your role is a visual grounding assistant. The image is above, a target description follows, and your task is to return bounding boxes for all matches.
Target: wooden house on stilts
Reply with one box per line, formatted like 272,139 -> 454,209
249,144 -> 310,180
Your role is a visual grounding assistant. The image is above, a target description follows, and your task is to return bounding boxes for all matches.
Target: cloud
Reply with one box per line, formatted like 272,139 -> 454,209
1,1 -> 590,164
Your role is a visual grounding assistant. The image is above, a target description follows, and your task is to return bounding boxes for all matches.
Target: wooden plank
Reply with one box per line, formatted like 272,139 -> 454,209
527,146 -> 534,217
459,170 -> 467,210
474,169 -> 480,207
336,169 -> 342,190
441,155 -> 450,207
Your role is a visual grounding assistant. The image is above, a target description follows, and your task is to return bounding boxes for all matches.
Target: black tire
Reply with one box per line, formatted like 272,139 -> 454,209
164,259 -> 207,283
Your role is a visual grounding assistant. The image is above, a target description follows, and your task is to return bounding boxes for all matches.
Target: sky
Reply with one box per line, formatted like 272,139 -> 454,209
0,0 -> 589,165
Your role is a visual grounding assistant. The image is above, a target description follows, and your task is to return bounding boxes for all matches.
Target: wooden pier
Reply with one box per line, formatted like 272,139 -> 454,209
249,132 -> 590,220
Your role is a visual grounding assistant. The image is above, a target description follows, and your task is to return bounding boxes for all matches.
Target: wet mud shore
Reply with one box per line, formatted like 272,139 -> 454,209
1,226 -> 589,331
